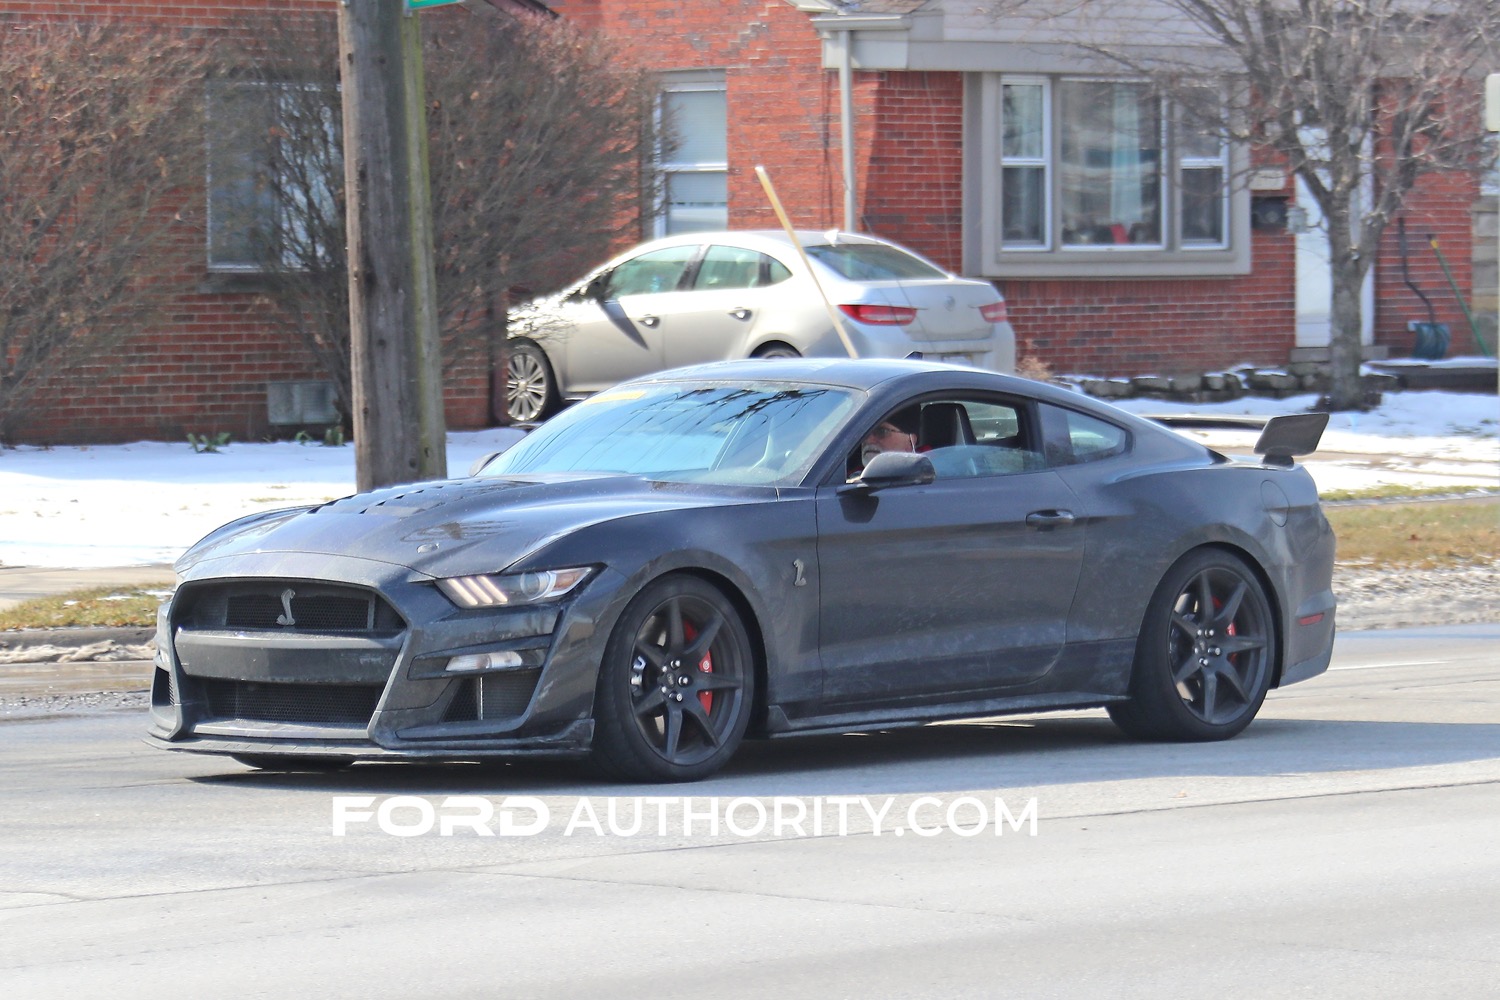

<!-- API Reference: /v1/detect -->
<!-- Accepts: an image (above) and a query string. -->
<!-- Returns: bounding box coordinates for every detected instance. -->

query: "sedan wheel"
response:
[591,576,755,782]
[752,343,801,360]
[505,342,557,423]
[1108,549,1275,741]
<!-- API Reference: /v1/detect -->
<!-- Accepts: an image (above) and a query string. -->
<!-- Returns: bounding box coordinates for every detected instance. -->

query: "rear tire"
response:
[590,575,755,782]
[505,341,559,423]
[1108,549,1276,741]
[752,343,800,360]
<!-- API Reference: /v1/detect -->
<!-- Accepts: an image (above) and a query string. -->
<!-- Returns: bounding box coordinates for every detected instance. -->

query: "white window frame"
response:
[998,77,1051,251]
[655,74,728,238]
[970,73,1250,279]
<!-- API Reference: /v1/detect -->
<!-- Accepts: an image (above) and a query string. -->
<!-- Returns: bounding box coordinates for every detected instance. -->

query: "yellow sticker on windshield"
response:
[585,390,646,404]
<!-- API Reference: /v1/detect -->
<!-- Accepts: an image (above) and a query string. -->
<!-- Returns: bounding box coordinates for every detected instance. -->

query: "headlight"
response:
[437,567,593,608]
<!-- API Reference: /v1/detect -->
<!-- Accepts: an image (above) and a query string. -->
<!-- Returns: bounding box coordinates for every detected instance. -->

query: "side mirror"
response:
[563,275,609,303]
[845,450,935,492]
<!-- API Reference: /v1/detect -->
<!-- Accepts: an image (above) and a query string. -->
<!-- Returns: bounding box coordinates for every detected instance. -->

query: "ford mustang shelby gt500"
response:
[147,358,1335,781]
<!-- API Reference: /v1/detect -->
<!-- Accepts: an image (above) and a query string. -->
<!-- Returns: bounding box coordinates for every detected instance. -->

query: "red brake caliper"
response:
[681,622,714,712]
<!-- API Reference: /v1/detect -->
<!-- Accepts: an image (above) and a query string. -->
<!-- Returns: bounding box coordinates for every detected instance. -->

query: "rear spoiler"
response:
[1254,413,1329,467]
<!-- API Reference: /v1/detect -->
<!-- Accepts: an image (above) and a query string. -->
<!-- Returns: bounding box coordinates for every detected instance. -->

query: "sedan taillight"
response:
[839,303,918,326]
[979,300,1009,323]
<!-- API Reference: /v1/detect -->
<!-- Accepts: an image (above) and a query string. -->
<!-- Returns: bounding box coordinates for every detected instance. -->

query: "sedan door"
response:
[813,398,1086,708]
[661,245,787,369]
[562,244,700,393]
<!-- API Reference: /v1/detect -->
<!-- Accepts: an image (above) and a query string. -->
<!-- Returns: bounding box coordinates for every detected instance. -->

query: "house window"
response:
[207,81,339,272]
[1059,80,1161,247]
[658,76,727,236]
[1000,81,1049,247]
[974,75,1248,277]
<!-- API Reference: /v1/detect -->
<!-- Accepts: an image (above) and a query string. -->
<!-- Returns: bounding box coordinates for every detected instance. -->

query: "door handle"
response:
[1025,510,1076,530]
[729,308,752,321]
[637,315,660,328]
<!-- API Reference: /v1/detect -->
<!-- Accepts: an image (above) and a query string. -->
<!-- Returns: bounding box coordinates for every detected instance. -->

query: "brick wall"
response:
[1374,170,1485,357]
[549,2,1306,379]
[2,0,490,446]
[5,0,1488,444]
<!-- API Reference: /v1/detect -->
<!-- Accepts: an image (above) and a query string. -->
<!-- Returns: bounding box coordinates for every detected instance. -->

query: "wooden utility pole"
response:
[338,0,447,491]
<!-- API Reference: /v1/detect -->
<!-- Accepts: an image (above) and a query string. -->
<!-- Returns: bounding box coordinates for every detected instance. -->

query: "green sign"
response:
[408,0,464,10]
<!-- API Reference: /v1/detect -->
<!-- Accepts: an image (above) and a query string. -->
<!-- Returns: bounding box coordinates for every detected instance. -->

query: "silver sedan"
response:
[503,230,1017,422]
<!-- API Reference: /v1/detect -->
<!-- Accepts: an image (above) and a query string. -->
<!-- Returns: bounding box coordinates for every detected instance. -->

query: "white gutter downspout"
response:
[837,28,857,232]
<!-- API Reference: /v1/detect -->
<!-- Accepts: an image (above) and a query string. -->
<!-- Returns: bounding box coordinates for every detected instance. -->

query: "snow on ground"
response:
[0,392,1495,570]
[1115,389,1499,495]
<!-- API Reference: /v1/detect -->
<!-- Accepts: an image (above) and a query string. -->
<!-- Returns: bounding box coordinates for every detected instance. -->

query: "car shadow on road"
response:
[187,714,1500,797]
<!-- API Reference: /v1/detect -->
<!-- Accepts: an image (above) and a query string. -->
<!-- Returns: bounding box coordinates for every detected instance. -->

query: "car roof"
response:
[637,230,896,252]
[623,358,1197,440]
[625,357,1057,397]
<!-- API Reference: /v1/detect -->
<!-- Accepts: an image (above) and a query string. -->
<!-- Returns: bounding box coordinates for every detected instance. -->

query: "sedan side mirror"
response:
[846,450,936,492]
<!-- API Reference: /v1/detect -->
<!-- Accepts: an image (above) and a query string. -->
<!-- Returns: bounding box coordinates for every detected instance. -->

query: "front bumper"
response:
[147,553,620,761]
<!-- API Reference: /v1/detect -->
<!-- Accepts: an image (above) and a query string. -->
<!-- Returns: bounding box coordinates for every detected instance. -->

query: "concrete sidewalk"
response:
[0,567,169,707]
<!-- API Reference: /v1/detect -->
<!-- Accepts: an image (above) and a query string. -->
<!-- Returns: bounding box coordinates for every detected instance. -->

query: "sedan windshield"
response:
[480,381,859,486]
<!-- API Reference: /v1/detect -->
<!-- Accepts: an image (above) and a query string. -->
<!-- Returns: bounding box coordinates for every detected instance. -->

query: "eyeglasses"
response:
[873,423,907,438]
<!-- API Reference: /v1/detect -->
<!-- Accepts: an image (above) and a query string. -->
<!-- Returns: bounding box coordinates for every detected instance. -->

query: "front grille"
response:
[201,679,382,725]
[226,593,372,631]
[175,581,403,634]
[442,671,541,722]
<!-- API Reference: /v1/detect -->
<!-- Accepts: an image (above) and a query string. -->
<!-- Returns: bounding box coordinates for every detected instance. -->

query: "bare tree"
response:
[222,5,659,425]
[0,20,210,444]
[989,0,1498,409]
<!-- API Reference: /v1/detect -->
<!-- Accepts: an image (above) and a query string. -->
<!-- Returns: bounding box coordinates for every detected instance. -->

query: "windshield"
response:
[480,381,860,486]
[805,243,947,281]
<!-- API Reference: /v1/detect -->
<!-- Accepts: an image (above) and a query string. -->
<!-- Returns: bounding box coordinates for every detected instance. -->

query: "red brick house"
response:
[3,0,1490,445]
[549,0,1489,374]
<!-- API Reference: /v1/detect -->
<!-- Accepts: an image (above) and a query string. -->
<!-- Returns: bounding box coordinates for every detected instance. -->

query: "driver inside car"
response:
[849,407,920,478]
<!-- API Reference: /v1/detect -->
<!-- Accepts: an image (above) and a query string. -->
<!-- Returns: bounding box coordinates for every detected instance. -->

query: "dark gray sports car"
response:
[147,358,1336,781]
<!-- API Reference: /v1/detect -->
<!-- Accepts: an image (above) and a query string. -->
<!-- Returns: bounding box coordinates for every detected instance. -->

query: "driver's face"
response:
[861,422,915,466]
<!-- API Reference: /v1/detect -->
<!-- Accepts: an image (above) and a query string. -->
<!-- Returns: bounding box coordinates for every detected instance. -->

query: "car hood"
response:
[177,474,766,579]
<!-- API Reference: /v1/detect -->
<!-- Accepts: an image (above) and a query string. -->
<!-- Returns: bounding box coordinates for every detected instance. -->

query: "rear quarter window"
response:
[1041,405,1130,465]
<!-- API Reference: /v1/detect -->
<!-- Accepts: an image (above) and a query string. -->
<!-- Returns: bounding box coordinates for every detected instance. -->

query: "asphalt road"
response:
[1,625,1496,999]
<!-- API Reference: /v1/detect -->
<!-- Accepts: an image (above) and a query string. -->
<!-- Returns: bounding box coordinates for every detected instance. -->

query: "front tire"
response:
[591,575,756,782]
[505,341,558,423]
[1108,549,1276,741]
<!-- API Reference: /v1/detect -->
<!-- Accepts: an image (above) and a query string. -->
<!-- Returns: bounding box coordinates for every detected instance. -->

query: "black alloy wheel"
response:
[1108,549,1276,741]
[505,341,558,424]
[591,575,755,782]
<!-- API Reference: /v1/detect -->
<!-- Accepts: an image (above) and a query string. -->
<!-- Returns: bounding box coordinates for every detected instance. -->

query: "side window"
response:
[847,397,1043,481]
[1041,405,1130,465]
[605,246,698,298]
[694,246,763,290]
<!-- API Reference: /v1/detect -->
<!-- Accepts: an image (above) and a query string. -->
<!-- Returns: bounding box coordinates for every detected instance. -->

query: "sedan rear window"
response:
[805,243,947,281]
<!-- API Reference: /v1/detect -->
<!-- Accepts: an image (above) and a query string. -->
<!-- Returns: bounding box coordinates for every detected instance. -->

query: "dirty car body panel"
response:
[147,359,1336,779]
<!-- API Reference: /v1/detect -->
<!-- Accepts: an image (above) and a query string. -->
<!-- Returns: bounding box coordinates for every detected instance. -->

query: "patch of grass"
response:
[1327,499,1500,569]
[0,586,169,631]
[1321,484,1498,503]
